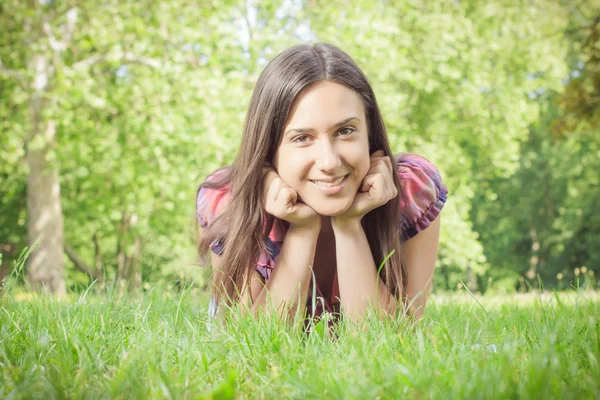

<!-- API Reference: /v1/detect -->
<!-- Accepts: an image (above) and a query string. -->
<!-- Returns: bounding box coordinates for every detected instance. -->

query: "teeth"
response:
[312,176,345,187]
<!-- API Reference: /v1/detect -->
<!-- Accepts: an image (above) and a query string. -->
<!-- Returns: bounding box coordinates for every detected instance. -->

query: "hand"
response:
[332,150,398,227]
[262,164,320,229]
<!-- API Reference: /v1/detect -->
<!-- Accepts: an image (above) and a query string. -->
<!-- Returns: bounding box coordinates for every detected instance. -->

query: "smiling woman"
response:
[274,81,371,217]
[196,43,447,325]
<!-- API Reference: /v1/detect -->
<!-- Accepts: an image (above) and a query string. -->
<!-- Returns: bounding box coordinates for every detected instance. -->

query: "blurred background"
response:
[1,0,598,296]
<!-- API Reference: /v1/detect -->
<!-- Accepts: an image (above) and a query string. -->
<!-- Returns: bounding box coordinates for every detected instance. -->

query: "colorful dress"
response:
[197,153,448,320]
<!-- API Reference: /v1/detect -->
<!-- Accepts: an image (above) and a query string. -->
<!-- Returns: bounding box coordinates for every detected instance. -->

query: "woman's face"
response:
[273,80,371,216]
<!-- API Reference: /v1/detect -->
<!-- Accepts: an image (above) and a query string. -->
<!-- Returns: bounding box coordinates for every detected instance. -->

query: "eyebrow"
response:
[284,117,360,137]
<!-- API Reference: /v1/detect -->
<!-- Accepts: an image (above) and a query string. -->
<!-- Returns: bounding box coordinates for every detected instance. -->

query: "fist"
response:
[334,150,398,223]
[262,165,320,228]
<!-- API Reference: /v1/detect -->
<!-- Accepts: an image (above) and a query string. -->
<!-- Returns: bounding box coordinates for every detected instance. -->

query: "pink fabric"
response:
[396,153,448,241]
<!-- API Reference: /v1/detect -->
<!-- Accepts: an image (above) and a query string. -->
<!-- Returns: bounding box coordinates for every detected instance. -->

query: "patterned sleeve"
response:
[195,167,282,275]
[196,169,232,254]
[396,153,448,241]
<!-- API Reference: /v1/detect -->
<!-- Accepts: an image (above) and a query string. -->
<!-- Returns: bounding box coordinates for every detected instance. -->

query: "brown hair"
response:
[197,43,406,307]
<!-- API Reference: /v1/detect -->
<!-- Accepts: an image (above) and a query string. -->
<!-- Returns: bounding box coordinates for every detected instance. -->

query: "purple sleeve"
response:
[396,153,448,240]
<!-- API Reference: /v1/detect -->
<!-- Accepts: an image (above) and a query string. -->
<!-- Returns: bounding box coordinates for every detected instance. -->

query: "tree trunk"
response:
[466,266,477,292]
[442,265,450,291]
[526,228,540,280]
[128,236,142,292]
[93,232,104,289]
[116,212,129,294]
[25,53,66,296]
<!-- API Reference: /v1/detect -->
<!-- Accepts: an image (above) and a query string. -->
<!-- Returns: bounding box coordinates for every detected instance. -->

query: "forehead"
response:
[286,81,365,128]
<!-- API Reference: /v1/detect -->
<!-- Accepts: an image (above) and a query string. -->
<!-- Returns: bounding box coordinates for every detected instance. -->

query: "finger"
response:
[263,164,282,190]
[262,163,276,179]
[350,191,369,216]
[372,159,395,183]
[371,150,385,159]
[381,156,394,177]
[366,159,389,177]
[265,178,285,216]
[262,163,280,192]
[369,150,393,170]
[366,173,391,201]
[278,186,298,213]
[367,166,397,200]
[294,202,316,220]
[266,176,284,204]
[262,167,277,187]
[360,173,377,193]
[377,157,396,192]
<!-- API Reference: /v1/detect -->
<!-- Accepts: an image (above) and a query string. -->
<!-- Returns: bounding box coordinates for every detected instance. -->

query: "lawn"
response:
[1,287,599,399]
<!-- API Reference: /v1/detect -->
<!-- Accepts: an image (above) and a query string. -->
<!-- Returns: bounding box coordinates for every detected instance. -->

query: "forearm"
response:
[403,216,441,319]
[251,225,319,319]
[332,220,397,320]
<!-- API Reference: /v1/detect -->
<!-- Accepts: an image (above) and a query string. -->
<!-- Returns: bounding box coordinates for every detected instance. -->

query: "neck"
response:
[320,215,332,231]
[318,216,335,245]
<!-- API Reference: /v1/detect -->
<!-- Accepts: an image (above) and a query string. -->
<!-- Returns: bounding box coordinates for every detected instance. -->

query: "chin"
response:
[309,200,353,217]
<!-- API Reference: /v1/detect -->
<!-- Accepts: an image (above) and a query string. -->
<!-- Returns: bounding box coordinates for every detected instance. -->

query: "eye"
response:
[337,127,355,136]
[292,134,310,143]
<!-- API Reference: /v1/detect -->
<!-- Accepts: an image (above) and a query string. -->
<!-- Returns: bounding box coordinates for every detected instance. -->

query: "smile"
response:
[309,175,349,194]
[310,175,346,187]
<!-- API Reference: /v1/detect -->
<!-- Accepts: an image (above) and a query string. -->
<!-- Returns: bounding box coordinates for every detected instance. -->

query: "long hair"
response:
[198,43,406,307]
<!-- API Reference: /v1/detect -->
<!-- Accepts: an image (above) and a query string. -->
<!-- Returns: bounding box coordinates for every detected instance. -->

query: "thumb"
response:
[360,174,377,193]
[351,191,371,216]
[279,186,298,211]
[293,201,316,220]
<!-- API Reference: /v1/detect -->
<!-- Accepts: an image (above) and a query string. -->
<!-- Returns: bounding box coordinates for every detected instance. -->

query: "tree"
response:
[469,2,600,291]
[0,0,305,292]
[304,0,570,291]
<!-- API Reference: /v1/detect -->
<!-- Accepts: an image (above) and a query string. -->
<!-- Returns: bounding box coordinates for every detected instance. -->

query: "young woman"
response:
[196,43,447,323]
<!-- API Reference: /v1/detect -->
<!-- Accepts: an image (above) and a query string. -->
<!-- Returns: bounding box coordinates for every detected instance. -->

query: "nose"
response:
[315,139,341,172]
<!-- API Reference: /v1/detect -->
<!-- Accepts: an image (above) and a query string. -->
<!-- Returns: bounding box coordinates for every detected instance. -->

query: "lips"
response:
[309,174,348,187]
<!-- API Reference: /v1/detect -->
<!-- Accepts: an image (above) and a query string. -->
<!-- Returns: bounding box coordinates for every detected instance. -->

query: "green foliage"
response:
[303,0,584,290]
[0,0,304,287]
[0,0,599,291]
[469,1,600,291]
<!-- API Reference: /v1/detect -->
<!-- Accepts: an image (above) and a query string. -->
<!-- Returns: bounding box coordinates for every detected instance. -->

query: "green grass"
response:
[1,287,599,399]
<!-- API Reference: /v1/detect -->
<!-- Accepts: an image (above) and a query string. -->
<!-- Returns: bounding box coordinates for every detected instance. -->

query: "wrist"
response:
[288,219,322,236]
[331,216,363,234]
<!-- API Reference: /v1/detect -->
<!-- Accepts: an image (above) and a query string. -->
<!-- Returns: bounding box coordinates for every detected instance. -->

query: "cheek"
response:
[274,148,311,186]
[348,146,371,181]
[360,151,371,173]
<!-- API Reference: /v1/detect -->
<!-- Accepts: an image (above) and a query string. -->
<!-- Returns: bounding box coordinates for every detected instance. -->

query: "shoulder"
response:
[196,166,282,271]
[395,153,445,190]
[394,153,448,240]
[196,167,233,229]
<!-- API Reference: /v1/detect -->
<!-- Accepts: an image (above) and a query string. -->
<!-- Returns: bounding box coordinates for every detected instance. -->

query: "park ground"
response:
[1,288,599,399]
